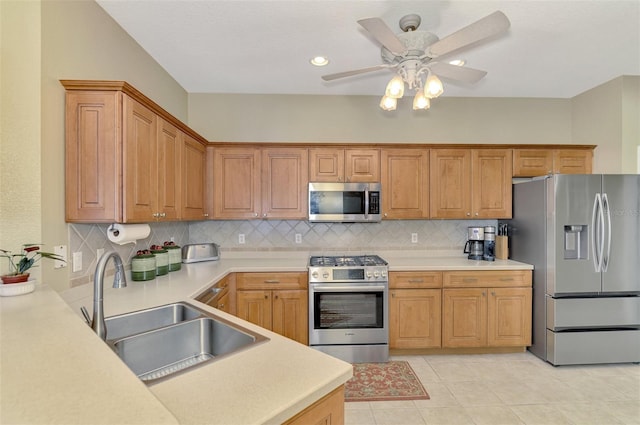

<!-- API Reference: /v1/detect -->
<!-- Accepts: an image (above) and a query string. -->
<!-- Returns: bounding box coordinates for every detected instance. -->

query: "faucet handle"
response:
[80,306,92,326]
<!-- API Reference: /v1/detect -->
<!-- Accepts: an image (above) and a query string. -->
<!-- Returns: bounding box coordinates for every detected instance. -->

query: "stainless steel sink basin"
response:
[105,303,268,384]
[105,302,202,341]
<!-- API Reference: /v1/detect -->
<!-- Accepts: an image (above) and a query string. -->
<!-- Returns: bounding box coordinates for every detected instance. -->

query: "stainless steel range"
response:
[308,255,389,363]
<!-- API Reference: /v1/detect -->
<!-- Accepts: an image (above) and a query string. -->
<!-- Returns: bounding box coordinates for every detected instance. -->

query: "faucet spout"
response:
[90,251,128,340]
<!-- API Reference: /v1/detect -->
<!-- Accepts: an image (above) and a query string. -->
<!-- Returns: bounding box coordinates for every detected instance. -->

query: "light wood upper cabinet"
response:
[157,118,182,221]
[262,148,309,219]
[381,149,430,219]
[513,148,593,177]
[63,80,210,223]
[213,147,261,219]
[309,148,379,182]
[181,134,208,220]
[65,91,121,222]
[430,149,512,219]
[213,147,308,219]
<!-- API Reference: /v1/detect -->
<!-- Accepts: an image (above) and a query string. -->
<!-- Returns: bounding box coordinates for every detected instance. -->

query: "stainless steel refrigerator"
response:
[508,174,640,365]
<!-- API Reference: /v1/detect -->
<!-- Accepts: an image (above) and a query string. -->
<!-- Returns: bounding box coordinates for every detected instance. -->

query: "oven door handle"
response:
[311,285,387,292]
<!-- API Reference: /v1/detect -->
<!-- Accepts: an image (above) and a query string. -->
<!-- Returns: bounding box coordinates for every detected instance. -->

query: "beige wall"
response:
[572,76,640,173]
[0,1,43,278]
[188,93,572,144]
[0,0,188,291]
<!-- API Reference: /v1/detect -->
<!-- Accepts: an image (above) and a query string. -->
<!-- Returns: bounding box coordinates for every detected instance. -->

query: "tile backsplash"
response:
[69,219,496,286]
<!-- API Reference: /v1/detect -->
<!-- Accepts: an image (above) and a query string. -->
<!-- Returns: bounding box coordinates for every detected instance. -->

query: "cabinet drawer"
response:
[443,270,531,288]
[390,272,442,288]
[236,272,307,290]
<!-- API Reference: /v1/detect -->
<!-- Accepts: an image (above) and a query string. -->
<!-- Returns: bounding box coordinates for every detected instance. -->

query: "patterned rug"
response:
[344,361,430,402]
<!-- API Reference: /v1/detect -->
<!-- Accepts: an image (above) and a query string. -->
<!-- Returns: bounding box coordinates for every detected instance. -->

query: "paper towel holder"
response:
[108,224,120,237]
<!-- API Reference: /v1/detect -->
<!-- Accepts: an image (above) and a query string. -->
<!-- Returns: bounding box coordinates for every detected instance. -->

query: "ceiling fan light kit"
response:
[322,10,510,112]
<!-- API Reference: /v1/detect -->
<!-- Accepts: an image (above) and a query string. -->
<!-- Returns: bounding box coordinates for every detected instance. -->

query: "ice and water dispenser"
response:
[564,225,588,259]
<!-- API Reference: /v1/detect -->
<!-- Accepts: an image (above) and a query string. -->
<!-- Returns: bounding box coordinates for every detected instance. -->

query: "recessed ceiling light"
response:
[448,59,466,66]
[310,56,329,66]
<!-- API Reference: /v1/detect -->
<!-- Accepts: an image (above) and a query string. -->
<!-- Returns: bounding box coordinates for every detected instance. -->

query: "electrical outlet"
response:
[96,248,105,260]
[238,234,245,244]
[72,252,82,272]
[53,245,67,269]
[295,233,302,244]
[411,233,418,243]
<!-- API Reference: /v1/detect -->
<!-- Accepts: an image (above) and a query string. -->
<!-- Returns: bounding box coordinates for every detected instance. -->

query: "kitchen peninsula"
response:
[1,252,532,424]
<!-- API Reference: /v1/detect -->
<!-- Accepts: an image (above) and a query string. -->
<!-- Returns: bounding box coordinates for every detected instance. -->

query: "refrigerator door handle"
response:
[591,193,604,272]
[602,193,612,272]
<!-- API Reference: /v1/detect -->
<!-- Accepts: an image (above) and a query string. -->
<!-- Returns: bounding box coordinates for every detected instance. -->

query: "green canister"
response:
[131,253,156,281]
[151,247,169,276]
[164,245,182,271]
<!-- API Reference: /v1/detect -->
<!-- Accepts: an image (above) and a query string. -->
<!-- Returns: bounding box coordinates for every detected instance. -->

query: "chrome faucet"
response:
[80,251,127,340]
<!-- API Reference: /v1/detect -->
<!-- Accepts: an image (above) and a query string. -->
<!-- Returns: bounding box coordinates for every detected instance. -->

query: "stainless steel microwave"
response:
[308,182,381,223]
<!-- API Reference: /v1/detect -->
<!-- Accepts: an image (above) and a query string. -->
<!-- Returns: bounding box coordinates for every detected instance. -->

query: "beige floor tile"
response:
[345,401,372,410]
[418,406,474,424]
[509,404,573,425]
[368,400,416,410]
[555,401,626,424]
[429,361,482,382]
[489,381,550,405]
[445,381,504,406]
[371,408,426,425]
[412,383,460,408]
[464,405,525,424]
[605,400,640,424]
[344,408,376,425]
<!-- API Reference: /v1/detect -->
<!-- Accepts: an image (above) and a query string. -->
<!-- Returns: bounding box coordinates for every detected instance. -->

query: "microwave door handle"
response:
[364,188,370,219]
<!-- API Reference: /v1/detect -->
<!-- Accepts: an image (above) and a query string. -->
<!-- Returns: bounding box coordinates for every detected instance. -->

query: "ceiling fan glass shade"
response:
[412,91,430,110]
[385,75,405,98]
[379,95,397,111]
[425,73,444,98]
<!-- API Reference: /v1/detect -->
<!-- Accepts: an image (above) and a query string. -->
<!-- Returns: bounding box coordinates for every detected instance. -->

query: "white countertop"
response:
[1,251,531,424]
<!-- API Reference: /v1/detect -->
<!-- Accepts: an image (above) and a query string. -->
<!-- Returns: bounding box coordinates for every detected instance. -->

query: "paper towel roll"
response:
[107,224,151,245]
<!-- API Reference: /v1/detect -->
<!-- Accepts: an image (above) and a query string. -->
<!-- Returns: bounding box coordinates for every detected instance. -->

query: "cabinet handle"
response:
[218,303,225,309]
[203,213,209,217]
[264,280,280,284]
[408,279,424,283]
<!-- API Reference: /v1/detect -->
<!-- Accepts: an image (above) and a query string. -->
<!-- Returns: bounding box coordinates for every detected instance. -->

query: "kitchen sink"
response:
[104,302,268,384]
[105,302,202,341]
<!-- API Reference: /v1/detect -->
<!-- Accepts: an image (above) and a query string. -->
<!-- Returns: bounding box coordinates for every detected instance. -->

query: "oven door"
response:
[308,282,389,346]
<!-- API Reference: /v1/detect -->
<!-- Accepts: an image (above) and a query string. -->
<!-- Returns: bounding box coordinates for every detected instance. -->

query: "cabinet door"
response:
[123,96,158,222]
[442,288,487,347]
[471,149,512,218]
[182,135,207,220]
[381,149,429,219]
[157,118,181,220]
[213,148,261,219]
[513,149,553,177]
[65,91,121,222]
[236,290,272,330]
[430,149,471,218]
[345,149,380,182]
[554,149,593,174]
[488,287,532,346]
[262,148,309,219]
[283,386,345,425]
[390,289,441,349]
[309,148,344,182]
[272,290,308,344]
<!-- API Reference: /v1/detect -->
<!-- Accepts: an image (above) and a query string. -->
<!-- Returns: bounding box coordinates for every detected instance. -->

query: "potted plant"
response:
[0,244,65,284]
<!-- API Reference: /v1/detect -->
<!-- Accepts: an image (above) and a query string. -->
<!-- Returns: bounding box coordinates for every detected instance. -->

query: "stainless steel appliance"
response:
[509,174,640,365]
[308,255,389,363]
[308,182,381,223]
[463,226,484,260]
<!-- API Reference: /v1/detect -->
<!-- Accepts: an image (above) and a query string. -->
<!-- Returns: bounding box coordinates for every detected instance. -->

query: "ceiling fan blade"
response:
[321,65,390,81]
[428,11,510,58]
[357,17,407,56]
[429,62,487,83]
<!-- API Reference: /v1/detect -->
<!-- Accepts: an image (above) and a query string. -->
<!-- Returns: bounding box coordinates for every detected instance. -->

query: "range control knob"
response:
[374,271,380,278]
[311,271,319,279]
[366,271,373,279]
[381,270,387,278]
[322,271,330,279]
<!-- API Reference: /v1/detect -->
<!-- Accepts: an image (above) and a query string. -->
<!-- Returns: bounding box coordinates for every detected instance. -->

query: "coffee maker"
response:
[463,226,484,260]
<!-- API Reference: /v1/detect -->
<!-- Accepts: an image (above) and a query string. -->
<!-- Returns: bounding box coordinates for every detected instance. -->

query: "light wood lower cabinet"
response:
[442,271,532,348]
[284,385,345,425]
[389,272,442,349]
[236,272,308,344]
[195,273,235,315]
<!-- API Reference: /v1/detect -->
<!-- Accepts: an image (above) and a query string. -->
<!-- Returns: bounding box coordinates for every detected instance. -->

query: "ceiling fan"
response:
[322,11,510,110]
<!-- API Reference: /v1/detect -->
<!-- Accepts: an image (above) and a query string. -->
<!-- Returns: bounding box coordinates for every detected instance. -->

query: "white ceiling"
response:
[96,0,640,99]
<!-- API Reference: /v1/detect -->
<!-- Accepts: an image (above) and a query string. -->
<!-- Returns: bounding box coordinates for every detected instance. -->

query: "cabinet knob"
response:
[384,213,388,217]
[203,213,209,217]
[263,213,267,217]
[466,212,471,216]
[254,213,259,217]
[161,212,166,218]
[482,291,487,296]
[491,291,496,296]
[218,303,225,309]
[152,213,158,218]
[475,212,479,217]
